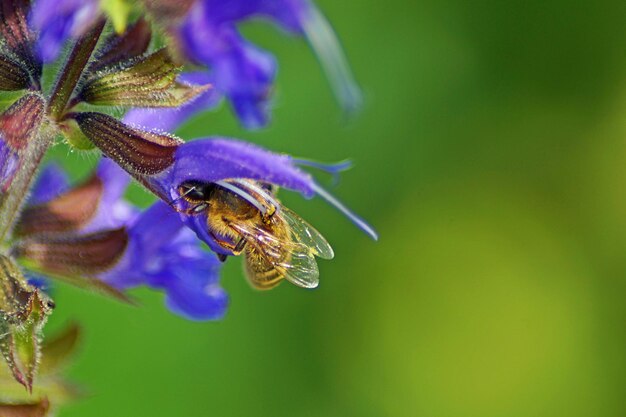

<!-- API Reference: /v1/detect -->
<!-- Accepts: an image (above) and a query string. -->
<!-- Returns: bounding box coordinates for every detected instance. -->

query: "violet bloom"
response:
[29,0,100,62]
[75,113,377,257]
[13,160,227,321]
[127,0,362,130]
[0,0,373,398]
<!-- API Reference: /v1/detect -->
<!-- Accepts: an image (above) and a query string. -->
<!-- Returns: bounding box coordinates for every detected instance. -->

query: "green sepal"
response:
[0,323,83,412]
[0,254,53,392]
[78,48,210,108]
[59,119,95,150]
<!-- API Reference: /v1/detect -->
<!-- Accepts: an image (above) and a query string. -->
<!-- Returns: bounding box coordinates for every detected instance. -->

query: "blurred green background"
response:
[45,0,626,416]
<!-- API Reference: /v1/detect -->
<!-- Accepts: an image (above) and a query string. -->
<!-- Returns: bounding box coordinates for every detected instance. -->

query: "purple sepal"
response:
[27,158,134,232]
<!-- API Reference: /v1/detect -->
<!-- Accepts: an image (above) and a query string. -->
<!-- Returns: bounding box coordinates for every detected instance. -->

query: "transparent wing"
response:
[229,220,320,289]
[280,207,334,260]
[274,247,320,289]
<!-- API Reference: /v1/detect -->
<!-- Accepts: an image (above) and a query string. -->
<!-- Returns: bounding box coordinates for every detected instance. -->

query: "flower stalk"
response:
[0,0,374,408]
[0,93,48,241]
[0,18,105,242]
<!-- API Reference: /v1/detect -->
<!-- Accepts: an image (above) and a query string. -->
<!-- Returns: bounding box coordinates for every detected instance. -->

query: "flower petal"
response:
[171,0,360,130]
[29,163,69,205]
[163,138,315,198]
[30,0,100,63]
[180,9,276,129]
[100,201,227,320]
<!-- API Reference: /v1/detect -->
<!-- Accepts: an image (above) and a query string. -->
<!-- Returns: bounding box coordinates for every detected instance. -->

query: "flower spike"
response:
[0,0,374,405]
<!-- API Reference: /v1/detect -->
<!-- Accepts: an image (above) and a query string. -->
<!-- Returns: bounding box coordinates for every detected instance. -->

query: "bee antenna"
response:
[168,185,197,208]
[215,181,268,215]
[231,179,281,215]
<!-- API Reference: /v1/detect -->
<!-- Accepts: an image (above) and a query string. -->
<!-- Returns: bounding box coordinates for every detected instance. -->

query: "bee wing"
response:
[280,207,334,260]
[229,222,321,289]
[274,248,320,289]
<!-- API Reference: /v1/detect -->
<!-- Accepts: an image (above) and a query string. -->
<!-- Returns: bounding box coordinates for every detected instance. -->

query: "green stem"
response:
[47,19,105,120]
[0,115,53,242]
[0,20,106,241]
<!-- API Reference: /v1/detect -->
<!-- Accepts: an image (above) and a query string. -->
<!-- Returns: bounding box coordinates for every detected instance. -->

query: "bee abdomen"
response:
[243,248,284,290]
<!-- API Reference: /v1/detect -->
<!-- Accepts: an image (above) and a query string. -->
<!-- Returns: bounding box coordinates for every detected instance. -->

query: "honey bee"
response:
[176,179,334,290]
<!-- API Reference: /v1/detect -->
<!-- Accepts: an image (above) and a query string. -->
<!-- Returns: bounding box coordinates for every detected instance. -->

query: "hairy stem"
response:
[47,19,105,120]
[0,95,50,241]
[0,20,105,241]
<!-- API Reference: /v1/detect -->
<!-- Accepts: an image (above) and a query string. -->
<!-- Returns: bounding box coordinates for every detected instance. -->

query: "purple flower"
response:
[28,163,69,204]
[131,0,361,131]
[74,111,377,250]
[15,160,227,321]
[0,139,19,193]
[170,138,376,246]
[99,201,227,320]
[1,0,373,324]
[29,0,100,62]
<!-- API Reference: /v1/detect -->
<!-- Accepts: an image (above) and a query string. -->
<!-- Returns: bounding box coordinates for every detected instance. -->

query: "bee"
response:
[176,179,334,290]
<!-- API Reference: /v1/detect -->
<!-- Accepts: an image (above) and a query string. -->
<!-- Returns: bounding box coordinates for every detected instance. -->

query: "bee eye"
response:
[179,180,211,202]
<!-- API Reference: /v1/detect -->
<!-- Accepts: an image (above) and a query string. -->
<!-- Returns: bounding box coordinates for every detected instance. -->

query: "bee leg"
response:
[261,204,277,225]
[208,231,247,256]
[234,238,247,252]
[217,253,228,262]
